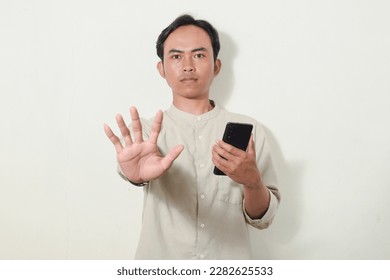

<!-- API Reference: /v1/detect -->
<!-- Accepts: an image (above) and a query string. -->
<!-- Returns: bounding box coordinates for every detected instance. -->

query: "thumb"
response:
[247,135,256,155]
[161,144,185,170]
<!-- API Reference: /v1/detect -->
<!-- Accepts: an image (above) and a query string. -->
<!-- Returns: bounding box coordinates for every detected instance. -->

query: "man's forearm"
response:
[243,181,271,219]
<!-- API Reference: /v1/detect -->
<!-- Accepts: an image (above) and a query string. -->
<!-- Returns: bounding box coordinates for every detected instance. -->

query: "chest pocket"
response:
[216,176,244,205]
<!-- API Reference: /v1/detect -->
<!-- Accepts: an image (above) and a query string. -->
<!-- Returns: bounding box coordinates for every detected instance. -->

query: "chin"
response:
[175,88,208,98]
[177,92,207,100]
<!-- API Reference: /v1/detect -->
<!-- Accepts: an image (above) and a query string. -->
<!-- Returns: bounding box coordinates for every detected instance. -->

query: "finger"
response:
[115,114,133,146]
[149,110,163,144]
[130,106,143,143]
[213,142,234,161]
[215,140,244,157]
[160,144,184,170]
[103,123,123,153]
[212,148,229,173]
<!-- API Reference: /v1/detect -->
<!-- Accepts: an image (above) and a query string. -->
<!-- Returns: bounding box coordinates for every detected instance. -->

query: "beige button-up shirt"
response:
[122,103,280,259]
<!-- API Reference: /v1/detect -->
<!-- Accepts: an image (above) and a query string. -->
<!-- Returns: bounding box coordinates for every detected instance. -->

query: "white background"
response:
[1,0,389,259]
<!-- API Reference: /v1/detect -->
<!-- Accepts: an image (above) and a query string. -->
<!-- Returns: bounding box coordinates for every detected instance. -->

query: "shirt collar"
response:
[166,100,221,122]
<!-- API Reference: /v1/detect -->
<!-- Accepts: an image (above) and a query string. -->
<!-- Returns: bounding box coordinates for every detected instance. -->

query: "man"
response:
[104,14,280,259]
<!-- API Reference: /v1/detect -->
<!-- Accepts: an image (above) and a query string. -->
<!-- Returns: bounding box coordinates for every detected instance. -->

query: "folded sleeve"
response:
[243,187,279,229]
[243,121,281,229]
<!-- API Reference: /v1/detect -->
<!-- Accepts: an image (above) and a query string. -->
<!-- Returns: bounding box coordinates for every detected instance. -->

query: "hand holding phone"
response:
[213,122,253,175]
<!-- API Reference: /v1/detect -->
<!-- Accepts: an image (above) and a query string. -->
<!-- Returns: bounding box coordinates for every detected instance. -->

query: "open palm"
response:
[104,107,184,183]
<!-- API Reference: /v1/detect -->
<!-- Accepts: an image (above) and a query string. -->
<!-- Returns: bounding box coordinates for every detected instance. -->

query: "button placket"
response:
[194,117,210,259]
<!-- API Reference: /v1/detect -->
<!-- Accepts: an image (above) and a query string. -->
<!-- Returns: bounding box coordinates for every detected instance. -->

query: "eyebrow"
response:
[168,47,208,54]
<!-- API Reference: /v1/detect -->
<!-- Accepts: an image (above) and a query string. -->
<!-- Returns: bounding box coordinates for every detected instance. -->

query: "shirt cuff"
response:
[243,188,278,229]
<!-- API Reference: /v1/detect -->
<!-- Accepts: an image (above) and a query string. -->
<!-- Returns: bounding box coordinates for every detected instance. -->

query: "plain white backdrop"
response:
[1,0,389,259]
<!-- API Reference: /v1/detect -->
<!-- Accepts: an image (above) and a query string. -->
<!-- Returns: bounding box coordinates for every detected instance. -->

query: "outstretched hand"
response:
[104,106,184,183]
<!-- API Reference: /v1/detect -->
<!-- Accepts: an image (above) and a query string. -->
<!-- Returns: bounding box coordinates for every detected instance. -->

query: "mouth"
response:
[180,77,198,82]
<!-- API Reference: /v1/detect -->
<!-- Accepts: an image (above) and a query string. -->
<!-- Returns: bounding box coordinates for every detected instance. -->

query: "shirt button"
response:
[198,135,203,140]
[200,223,205,228]
[199,163,205,168]
[199,254,205,259]
[197,116,202,121]
[200,193,205,199]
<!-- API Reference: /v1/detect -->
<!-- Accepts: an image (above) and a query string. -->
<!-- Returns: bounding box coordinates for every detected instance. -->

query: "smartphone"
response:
[213,122,253,175]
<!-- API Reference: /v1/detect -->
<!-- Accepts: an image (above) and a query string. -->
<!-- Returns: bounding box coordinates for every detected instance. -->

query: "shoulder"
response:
[219,107,257,122]
[218,107,266,135]
[220,108,263,127]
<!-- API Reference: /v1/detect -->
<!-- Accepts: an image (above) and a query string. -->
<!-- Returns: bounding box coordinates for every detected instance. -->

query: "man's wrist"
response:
[243,174,263,190]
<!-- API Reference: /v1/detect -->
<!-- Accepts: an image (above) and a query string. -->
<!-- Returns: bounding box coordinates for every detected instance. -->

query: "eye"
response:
[171,54,181,59]
[194,53,205,58]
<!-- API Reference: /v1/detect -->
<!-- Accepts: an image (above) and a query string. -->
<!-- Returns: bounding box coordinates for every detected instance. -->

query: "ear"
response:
[214,59,222,76]
[157,61,166,78]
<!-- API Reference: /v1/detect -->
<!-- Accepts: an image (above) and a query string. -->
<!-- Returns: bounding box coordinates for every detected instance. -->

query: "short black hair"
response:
[156,14,220,61]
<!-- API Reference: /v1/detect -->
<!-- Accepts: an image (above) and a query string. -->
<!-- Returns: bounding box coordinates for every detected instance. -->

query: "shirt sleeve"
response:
[243,121,281,229]
[243,187,279,229]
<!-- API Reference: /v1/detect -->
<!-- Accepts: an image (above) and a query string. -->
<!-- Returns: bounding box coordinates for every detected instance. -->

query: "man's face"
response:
[157,25,221,101]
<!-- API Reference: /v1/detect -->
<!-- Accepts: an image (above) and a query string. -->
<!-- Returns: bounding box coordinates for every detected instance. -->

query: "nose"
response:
[183,57,195,72]
[183,66,195,72]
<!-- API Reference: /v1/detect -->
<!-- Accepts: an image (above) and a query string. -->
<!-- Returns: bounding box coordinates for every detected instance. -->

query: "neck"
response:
[173,97,214,115]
